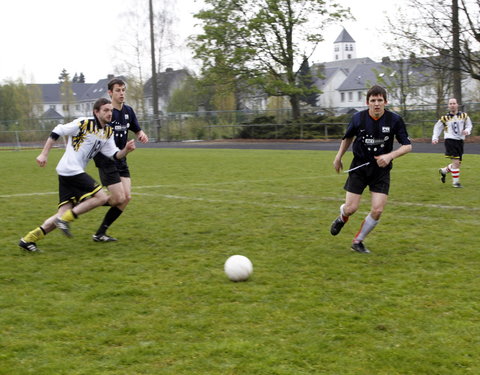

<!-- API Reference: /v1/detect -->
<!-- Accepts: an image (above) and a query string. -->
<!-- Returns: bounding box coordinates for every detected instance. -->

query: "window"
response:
[347,54,351,59]
[358,91,362,101]
[341,93,345,102]
[49,105,56,110]
[334,45,339,52]
[348,92,353,102]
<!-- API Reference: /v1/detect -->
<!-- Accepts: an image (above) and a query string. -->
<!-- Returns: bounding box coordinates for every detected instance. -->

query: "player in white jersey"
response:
[432,98,472,188]
[18,98,136,252]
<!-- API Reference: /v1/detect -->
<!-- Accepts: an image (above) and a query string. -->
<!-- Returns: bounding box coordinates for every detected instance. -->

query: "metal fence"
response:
[2,104,479,148]
[0,121,466,150]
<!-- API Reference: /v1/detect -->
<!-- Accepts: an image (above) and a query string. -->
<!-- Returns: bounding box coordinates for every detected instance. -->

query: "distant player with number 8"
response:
[432,98,472,188]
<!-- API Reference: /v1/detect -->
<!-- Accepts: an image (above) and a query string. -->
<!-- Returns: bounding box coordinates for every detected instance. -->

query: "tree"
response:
[167,75,201,113]
[298,57,318,107]
[58,68,70,84]
[58,70,74,121]
[190,0,350,120]
[0,79,41,130]
[386,0,480,103]
[112,0,176,122]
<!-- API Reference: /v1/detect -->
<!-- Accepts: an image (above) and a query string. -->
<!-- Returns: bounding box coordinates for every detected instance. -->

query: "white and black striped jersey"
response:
[432,112,473,142]
[52,118,119,176]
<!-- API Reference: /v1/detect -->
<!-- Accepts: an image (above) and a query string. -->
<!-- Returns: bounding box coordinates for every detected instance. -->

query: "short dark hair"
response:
[93,98,111,112]
[366,85,387,102]
[108,78,126,91]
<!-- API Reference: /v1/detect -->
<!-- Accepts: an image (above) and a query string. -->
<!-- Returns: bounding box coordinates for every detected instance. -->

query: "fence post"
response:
[15,131,21,149]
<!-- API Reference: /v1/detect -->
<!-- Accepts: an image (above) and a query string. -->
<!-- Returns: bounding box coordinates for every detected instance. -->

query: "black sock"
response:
[96,207,123,235]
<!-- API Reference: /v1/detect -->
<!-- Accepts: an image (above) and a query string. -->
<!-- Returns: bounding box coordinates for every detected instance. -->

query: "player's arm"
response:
[432,120,444,144]
[115,139,136,159]
[135,130,149,144]
[375,144,412,168]
[463,116,473,136]
[333,137,353,173]
[36,132,60,167]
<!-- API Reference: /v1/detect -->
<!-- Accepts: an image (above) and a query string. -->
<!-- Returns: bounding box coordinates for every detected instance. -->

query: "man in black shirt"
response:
[330,85,412,253]
[93,78,149,242]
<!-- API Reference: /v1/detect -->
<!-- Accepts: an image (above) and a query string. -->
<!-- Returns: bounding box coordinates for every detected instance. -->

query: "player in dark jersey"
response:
[330,85,412,253]
[92,78,149,242]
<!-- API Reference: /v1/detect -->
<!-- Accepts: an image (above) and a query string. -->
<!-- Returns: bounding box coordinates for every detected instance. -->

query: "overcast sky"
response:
[0,0,405,84]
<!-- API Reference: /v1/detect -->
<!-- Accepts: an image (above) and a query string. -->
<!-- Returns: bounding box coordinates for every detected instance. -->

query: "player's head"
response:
[366,85,388,119]
[366,85,387,102]
[93,98,113,126]
[107,78,126,104]
[448,98,459,113]
[108,78,126,91]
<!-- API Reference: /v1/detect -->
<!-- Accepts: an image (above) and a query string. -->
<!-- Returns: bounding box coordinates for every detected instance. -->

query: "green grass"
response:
[1,146,479,374]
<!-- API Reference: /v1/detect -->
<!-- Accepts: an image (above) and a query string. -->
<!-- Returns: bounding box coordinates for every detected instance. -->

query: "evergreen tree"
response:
[58,69,70,84]
[298,57,318,107]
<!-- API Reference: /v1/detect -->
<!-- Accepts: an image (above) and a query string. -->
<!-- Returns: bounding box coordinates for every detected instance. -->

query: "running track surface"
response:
[141,140,480,155]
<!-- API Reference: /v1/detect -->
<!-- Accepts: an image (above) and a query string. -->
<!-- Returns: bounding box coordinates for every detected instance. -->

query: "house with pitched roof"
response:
[30,68,190,122]
[312,28,476,114]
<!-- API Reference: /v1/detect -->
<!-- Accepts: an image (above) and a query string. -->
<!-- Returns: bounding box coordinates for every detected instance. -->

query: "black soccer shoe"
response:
[55,217,72,237]
[92,234,118,242]
[19,239,40,252]
[330,216,345,236]
[439,169,446,183]
[351,241,371,254]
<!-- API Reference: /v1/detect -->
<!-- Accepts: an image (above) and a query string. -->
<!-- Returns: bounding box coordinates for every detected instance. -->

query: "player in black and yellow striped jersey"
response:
[18,98,136,252]
[432,98,473,188]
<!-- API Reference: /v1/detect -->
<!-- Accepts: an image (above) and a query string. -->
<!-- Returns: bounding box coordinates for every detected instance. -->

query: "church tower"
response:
[333,28,356,61]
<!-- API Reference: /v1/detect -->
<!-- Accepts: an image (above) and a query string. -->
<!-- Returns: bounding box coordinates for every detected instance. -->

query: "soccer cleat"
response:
[55,217,72,237]
[439,169,446,183]
[92,234,118,242]
[19,239,40,252]
[330,217,345,236]
[351,241,371,254]
[452,182,463,188]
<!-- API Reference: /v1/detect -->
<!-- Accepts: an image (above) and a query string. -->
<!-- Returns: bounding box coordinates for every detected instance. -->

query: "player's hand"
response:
[374,154,392,168]
[125,139,136,152]
[36,154,48,167]
[432,139,439,144]
[137,130,149,144]
[462,130,470,136]
[333,158,343,173]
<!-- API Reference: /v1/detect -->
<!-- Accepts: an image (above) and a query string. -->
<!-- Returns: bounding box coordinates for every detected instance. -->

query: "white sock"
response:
[450,168,460,183]
[340,204,349,222]
[354,214,378,242]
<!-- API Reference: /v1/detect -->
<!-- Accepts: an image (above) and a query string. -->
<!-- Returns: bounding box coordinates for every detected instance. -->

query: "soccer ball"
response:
[224,255,253,282]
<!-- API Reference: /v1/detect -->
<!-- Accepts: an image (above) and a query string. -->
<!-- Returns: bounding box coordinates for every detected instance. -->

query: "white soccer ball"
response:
[224,255,253,282]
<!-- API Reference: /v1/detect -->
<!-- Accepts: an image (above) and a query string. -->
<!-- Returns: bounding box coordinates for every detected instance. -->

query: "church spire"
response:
[333,28,356,60]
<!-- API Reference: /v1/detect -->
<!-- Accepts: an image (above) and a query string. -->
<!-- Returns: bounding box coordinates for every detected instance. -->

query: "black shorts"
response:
[58,173,103,208]
[444,139,464,161]
[344,160,391,195]
[98,158,130,186]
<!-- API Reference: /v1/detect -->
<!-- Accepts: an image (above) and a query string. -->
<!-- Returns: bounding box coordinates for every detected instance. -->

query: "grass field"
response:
[1,146,479,375]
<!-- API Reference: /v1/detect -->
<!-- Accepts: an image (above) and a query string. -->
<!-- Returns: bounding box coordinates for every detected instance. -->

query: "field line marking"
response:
[1,185,478,212]
[133,192,321,210]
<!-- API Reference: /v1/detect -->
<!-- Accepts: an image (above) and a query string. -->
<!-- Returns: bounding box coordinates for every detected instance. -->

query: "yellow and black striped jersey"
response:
[432,111,473,142]
[52,117,118,176]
